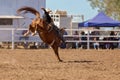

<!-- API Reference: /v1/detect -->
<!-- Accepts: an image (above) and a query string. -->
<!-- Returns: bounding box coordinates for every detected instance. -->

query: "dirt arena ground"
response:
[0,49,120,80]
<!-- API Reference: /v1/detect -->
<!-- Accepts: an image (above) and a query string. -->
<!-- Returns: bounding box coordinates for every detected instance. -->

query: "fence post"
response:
[12,28,15,49]
[87,31,90,49]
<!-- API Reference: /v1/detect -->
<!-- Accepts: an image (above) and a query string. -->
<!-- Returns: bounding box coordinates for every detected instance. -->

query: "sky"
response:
[46,0,98,21]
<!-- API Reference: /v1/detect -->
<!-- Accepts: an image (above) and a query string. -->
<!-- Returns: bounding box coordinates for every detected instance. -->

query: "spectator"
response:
[104,37,110,49]
[60,28,67,49]
[81,31,87,49]
[20,30,29,49]
[93,37,99,50]
[109,31,116,49]
[73,31,80,49]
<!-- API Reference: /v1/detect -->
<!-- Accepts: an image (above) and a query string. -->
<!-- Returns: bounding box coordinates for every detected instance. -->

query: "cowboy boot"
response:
[58,31,65,43]
[51,24,65,43]
[55,27,65,43]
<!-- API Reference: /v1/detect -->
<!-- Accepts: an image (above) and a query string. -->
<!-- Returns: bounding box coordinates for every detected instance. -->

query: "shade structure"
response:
[78,12,120,27]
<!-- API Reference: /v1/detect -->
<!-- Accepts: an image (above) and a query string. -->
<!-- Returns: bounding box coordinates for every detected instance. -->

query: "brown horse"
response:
[17,7,63,62]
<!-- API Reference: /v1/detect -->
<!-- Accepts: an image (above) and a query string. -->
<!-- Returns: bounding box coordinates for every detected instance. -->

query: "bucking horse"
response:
[17,6,64,62]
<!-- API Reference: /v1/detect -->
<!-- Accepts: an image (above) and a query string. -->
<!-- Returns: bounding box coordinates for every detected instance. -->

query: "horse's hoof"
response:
[59,59,63,62]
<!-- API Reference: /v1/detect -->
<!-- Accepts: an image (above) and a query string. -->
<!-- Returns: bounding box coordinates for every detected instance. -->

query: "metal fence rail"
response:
[0,28,42,49]
[64,29,120,49]
[0,28,120,49]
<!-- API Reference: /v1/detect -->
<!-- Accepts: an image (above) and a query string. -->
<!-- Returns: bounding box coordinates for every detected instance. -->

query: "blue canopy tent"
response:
[78,12,120,27]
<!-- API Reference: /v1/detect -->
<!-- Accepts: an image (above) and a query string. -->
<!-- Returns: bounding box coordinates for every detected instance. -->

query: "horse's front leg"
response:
[24,30,30,36]
[31,31,37,36]
[24,30,36,36]
[51,43,63,62]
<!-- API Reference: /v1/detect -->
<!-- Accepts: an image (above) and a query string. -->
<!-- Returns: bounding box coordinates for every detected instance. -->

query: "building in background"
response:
[0,0,46,28]
[72,14,84,29]
[49,10,71,29]
[0,0,84,47]
[49,10,84,29]
[0,0,45,15]
[0,0,83,30]
[0,0,46,43]
[49,9,84,35]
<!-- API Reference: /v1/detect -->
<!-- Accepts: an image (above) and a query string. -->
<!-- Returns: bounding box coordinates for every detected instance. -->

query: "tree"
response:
[88,0,120,20]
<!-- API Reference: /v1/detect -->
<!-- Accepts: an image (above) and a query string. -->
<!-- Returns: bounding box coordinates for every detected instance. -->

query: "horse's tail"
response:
[17,6,40,18]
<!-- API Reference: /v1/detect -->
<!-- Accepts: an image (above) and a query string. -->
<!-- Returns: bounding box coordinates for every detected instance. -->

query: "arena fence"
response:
[0,28,120,49]
[0,28,42,49]
[65,29,120,49]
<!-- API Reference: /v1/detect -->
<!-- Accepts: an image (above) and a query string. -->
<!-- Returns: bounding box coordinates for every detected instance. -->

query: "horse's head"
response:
[24,18,51,36]
[24,19,39,36]
[29,21,36,33]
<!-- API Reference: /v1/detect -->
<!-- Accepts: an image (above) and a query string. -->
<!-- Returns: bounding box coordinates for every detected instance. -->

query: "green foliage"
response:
[88,0,120,20]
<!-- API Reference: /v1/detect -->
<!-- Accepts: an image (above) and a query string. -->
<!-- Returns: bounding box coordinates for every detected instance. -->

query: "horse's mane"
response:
[17,6,40,18]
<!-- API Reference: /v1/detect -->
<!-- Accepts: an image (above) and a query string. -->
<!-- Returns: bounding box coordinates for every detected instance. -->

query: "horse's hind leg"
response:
[51,44,62,62]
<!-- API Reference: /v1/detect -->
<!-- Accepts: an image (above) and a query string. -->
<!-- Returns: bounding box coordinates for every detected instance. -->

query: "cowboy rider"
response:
[41,8,65,43]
